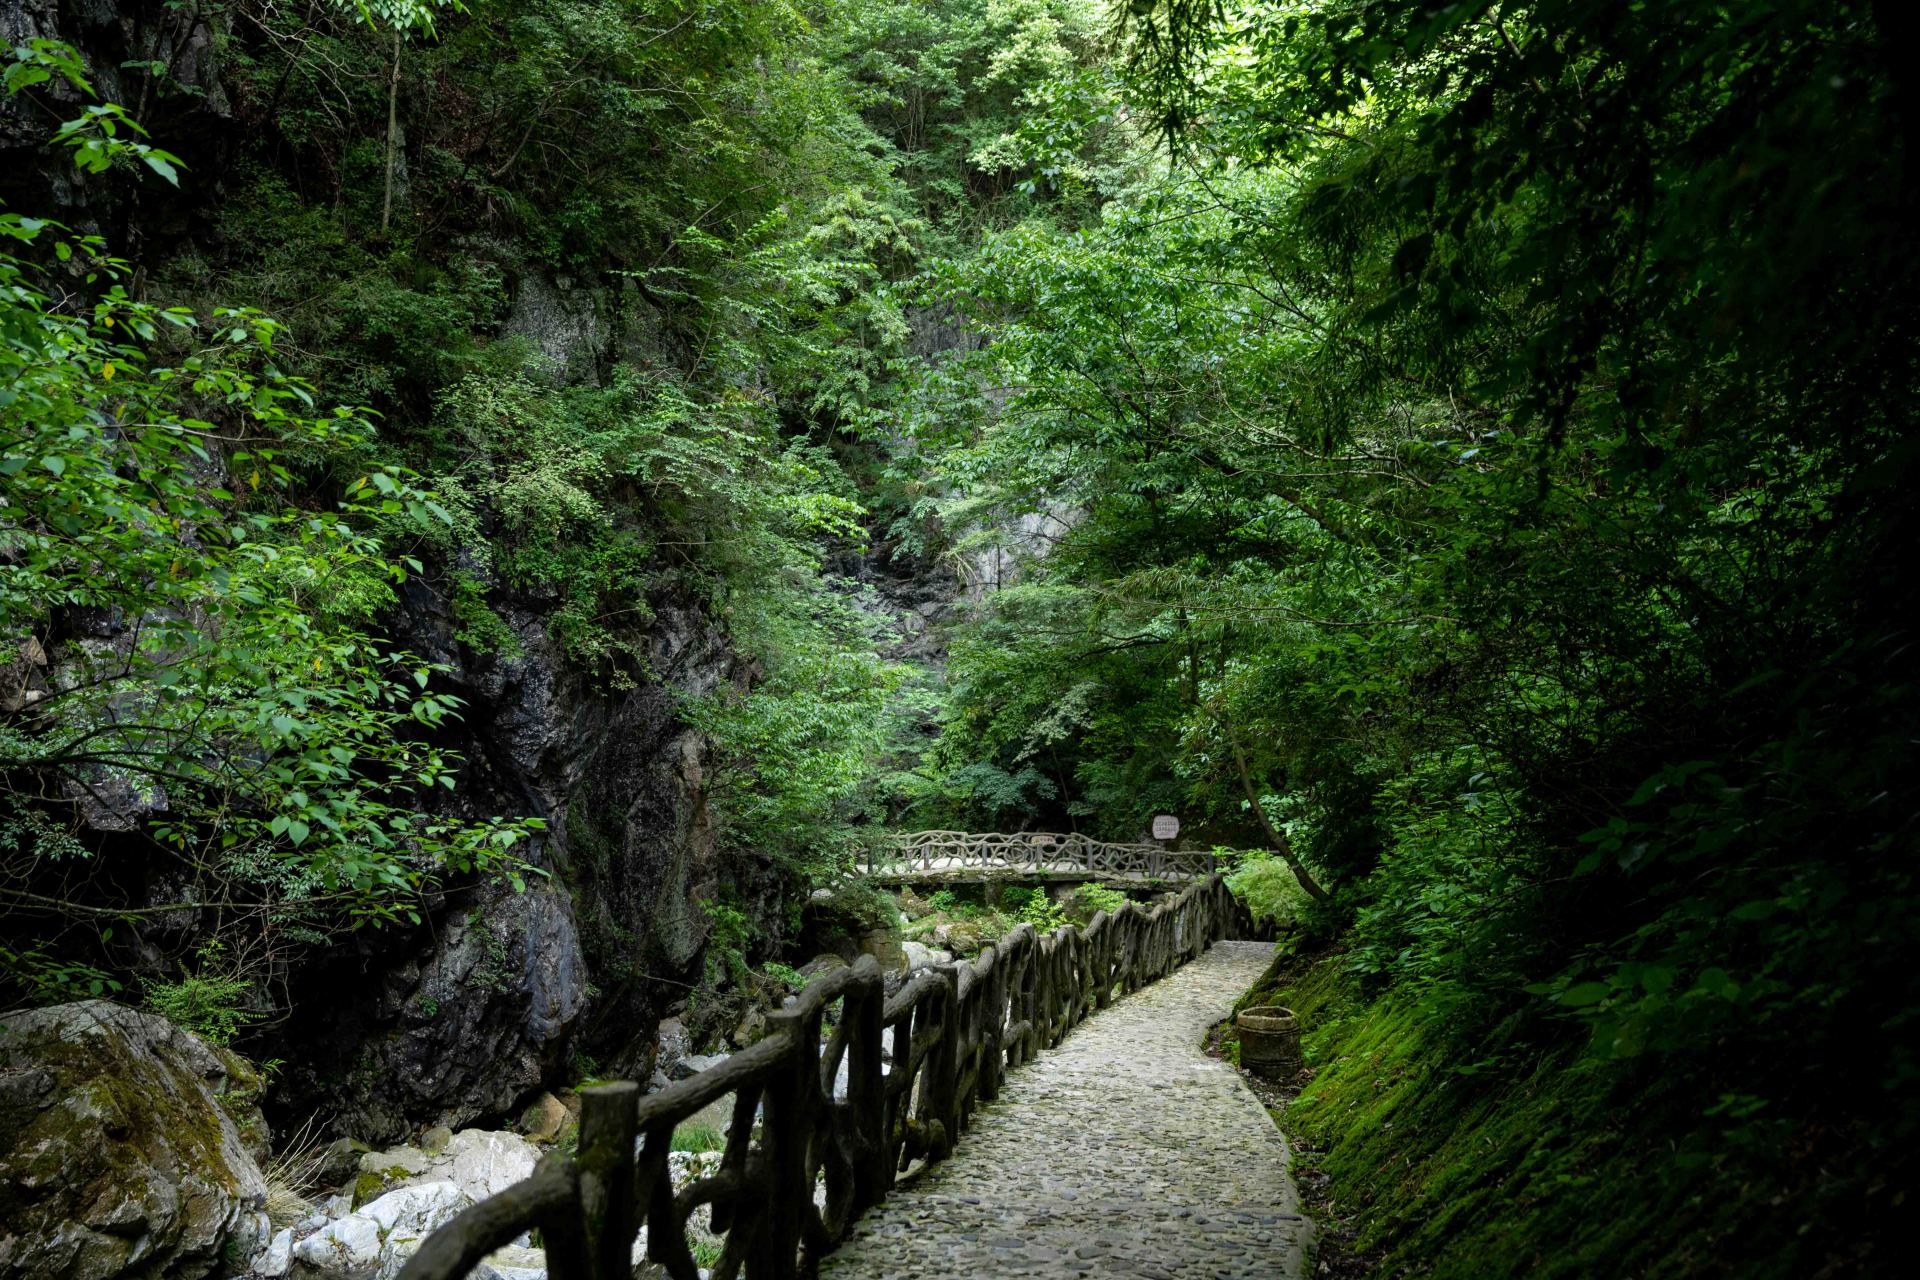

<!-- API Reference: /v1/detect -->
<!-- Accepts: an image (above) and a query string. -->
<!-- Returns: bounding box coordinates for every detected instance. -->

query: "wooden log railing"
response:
[867,830,1221,880]
[399,874,1252,1280]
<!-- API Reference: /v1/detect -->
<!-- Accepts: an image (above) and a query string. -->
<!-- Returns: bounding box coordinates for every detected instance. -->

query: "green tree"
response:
[905,1,1919,1270]
[1,40,539,1007]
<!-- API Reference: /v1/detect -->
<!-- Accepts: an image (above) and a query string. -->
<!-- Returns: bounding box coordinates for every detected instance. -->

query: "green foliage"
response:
[1002,885,1065,932]
[700,897,754,991]
[0,224,540,912]
[0,938,122,1003]
[3,39,185,185]
[826,0,1131,233]
[142,944,259,1046]
[902,0,1917,1271]
[669,1122,726,1154]
[685,621,908,889]
[759,961,806,992]
[1224,857,1310,931]
[1067,882,1127,924]
[337,0,464,34]
[130,1,977,942]
[0,41,542,1011]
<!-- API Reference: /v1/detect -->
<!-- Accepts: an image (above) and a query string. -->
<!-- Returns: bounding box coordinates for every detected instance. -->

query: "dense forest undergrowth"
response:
[2,0,1915,1275]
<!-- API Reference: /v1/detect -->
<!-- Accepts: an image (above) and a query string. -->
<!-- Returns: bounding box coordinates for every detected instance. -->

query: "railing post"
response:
[847,957,886,1217]
[1063,931,1077,1030]
[576,1082,638,1280]
[754,1015,812,1279]
[1054,934,1069,1042]
[1017,926,1040,1062]
[978,942,1005,1102]
[637,1123,675,1274]
[1033,936,1052,1048]
[1089,917,1109,1011]
[925,966,961,1159]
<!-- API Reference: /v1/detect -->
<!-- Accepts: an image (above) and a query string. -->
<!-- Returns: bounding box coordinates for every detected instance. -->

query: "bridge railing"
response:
[398,874,1250,1280]
[867,830,1219,879]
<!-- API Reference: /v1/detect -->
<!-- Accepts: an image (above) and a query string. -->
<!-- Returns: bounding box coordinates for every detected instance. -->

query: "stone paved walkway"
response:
[820,941,1312,1280]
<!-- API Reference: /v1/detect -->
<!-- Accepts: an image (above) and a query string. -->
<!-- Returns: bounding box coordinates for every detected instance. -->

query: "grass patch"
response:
[670,1122,725,1153]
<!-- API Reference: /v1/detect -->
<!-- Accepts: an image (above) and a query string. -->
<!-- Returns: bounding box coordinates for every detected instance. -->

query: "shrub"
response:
[1004,886,1067,931]
[1073,883,1129,920]
[1227,855,1313,930]
[142,945,258,1046]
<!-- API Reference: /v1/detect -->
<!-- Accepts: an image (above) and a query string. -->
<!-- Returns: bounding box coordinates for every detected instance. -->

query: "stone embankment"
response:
[820,941,1312,1280]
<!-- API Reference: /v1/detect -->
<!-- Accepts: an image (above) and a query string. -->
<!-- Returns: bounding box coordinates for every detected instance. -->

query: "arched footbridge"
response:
[397,875,1310,1280]
[866,830,1224,885]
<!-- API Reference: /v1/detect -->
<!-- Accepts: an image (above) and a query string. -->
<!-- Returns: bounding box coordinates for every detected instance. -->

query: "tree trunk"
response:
[1229,734,1328,901]
[381,30,401,234]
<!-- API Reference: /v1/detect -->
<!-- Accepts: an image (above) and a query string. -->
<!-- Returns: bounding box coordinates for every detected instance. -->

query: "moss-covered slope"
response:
[1244,952,1881,1279]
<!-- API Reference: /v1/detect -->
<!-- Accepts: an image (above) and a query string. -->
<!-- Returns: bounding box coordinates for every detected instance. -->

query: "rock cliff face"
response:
[0,1,235,243]
[1,2,796,1146]
[261,584,749,1143]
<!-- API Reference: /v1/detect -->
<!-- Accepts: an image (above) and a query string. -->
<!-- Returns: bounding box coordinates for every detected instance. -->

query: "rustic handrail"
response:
[866,830,1220,880]
[399,874,1251,1280]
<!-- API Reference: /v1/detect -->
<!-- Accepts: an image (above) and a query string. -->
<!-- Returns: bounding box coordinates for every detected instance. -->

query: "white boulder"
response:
[290,1211,383,1278]
[290,1181,472,1280]
[440,1129,538,1201]
[903,941,956,971]
[353,1129,538,1209]
[259,1227,295,1277]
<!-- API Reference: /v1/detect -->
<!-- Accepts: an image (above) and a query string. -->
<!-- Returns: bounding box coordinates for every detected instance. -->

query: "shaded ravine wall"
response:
[0,0,801,1144]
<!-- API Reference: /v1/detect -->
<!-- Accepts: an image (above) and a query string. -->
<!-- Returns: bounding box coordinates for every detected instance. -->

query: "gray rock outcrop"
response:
[262,589,753,1142]
[0,1000,270,1280]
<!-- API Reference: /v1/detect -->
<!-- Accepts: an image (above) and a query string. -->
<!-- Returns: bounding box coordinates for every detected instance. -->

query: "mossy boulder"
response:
[0,999,271,1280]
[515,1092,568,1144]
[350,1148,429,1209]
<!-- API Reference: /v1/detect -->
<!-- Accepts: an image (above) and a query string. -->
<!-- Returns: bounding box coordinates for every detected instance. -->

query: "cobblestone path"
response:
[821,940,1312,1280]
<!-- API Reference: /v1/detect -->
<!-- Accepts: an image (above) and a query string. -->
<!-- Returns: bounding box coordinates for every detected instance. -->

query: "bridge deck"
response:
[870,832,1221,885]
[819,940,1312,1280]
[872,857,1194,886]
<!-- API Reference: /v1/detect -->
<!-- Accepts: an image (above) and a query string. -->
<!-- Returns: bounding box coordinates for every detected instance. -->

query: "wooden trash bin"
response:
[1236,1004,1303,1080]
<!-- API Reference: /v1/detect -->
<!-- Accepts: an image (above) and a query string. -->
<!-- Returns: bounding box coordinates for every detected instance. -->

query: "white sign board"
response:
[1151,815,1180,841]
